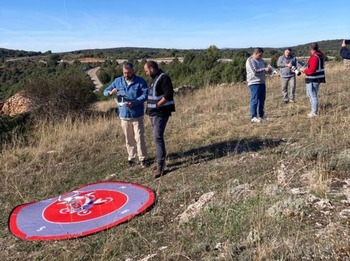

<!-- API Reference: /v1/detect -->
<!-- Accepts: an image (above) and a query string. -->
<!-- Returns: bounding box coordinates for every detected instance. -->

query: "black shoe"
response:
[140,160,150,168]
[128,160,136,168]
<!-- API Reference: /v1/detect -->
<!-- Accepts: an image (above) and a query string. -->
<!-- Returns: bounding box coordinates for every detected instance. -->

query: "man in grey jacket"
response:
[277,48,298,103]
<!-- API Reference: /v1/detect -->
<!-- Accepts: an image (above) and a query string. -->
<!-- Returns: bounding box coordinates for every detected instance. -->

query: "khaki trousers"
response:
[120,116,147,162]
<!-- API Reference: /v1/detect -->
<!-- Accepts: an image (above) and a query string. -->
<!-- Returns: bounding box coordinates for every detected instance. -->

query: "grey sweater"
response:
[246,56,266,86]
[277,55,297,78]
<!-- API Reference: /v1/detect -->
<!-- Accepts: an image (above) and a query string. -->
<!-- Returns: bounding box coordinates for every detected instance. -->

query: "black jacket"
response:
[146,69,175,117]
[340,47,350,60]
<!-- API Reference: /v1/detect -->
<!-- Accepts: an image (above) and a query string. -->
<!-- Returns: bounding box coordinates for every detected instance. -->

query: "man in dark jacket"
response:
[144,61,175,178]
[340,39,350,59]
[300,42,326,118]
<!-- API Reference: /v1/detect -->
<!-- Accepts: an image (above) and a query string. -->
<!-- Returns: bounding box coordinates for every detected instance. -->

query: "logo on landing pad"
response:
[43,190,126,223]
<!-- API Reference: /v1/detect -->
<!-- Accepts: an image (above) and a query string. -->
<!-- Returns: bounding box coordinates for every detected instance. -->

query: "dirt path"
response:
[87,67,103,91]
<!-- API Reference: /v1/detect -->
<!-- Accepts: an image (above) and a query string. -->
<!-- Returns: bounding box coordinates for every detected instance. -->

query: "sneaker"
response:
[140,160,150,168]
[307,112,318,118]
[251,117,261,123]
[284,99,289,104]
[289,99,295,103]
[128,160,136,168]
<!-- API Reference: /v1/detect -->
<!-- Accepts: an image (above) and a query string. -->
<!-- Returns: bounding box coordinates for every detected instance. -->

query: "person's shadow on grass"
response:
[162,137,282,176]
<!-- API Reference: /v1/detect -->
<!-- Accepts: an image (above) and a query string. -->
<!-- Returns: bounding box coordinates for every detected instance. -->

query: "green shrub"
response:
[25,70,96,120]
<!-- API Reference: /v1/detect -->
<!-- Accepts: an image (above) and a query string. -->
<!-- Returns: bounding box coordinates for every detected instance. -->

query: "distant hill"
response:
[295,39,344,50]
[1,39,345,60]
[222,39,344,57]
[288,39,343,56]
[57,39,344,58]
[0,48,43,60]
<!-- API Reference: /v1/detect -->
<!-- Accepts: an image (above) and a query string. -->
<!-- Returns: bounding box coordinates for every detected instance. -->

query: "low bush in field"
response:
[25,71,96,121]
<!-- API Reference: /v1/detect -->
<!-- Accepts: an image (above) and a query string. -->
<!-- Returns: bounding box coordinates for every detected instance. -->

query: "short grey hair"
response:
[122,61,134,70]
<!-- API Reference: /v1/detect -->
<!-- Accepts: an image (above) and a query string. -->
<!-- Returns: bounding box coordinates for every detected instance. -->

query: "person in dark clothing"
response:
[144,61,175,178]
[340,39,350,59]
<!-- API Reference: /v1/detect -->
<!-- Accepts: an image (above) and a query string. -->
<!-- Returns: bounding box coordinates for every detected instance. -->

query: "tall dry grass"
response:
[1,62,349,260]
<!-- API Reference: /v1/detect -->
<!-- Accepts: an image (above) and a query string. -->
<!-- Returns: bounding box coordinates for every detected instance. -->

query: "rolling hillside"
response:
[0,61,349,260]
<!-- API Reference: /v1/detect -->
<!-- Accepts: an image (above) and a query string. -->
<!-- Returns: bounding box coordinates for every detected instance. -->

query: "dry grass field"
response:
[0,62,349,260]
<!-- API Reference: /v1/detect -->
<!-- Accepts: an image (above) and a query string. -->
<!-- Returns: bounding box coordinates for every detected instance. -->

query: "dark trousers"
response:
[150,115,169,168]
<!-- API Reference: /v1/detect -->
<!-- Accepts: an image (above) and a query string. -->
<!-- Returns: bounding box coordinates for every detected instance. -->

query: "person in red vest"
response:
[300,43,326,118]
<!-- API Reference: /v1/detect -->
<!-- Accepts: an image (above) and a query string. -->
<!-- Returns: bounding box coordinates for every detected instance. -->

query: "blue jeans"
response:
[150,115,169,168]
[249,84,266,118]
[306,82,320,114]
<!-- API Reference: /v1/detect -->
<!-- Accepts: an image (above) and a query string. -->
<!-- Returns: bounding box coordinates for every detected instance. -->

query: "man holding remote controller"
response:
[104,61,149,169]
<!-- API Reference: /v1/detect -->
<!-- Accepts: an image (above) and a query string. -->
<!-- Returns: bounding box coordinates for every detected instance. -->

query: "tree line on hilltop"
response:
[1,39,343,61]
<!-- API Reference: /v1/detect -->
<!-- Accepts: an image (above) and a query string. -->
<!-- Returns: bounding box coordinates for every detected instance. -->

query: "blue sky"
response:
[0,0,348,52]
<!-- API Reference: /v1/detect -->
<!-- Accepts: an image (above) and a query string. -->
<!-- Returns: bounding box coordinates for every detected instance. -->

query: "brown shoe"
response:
[154,162,165,178]
[154,169,163,178]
